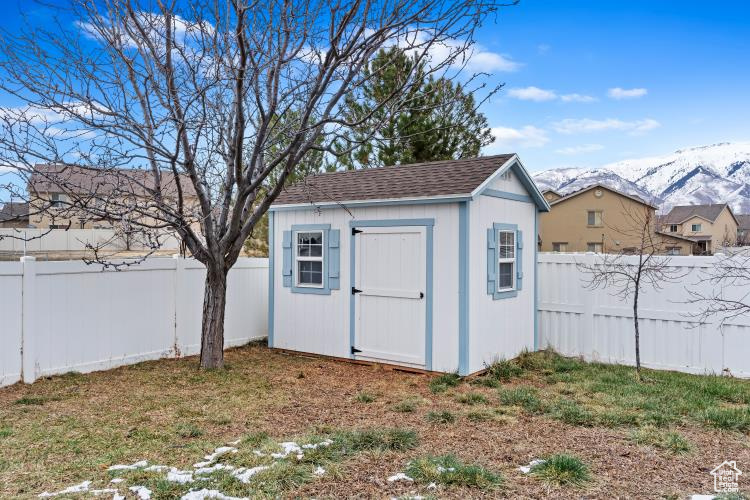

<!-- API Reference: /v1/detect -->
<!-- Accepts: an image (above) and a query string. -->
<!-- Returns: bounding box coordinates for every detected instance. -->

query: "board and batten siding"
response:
[271,203,461,372]
[468,192,537,374]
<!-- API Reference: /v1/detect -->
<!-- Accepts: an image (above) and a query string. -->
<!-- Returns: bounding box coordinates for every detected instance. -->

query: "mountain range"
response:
[532,142,750,214]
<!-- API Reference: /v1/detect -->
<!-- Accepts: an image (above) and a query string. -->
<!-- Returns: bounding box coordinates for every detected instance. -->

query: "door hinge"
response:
[351,346,362,354]
[351,287,362,294]
[419,292,424,299]
[352,227,363,235]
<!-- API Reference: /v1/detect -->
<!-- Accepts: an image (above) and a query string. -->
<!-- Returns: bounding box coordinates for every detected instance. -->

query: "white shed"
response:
[267,154,550,375]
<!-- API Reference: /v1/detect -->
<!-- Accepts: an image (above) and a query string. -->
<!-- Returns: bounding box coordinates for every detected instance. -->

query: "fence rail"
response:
[0,228,180,252]
[0,256,268,387]
[537,253,750,378]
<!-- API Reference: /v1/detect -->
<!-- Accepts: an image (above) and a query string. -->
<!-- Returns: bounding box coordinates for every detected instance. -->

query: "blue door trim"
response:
[267,211,275,347]
[458,201,470,375]
[348,218,435,228]
[350,218,435,369]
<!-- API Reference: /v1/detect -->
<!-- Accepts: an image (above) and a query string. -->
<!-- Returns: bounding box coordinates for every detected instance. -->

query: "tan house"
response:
[542,189,562,203]
[539,184,694,255]
[0,202,29,228]
[738,214,750,246]
[28,164,199,230]
[661,203,739,255]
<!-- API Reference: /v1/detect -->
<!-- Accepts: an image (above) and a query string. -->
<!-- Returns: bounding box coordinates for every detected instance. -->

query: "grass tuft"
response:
[355,392,376,403]
[429,372,462,393]
[406,454,502,489]
[341,428,419,452]
[498,387,545,414]
[392,397,421,413]
[549,399,596,426]
[457,392,489,405]
[175,423,204,438]
[530,454,591,487]
[485,358,523,381]
[0,428,11,439]
[426,411,456,424]
[13,396,51,406]
[701,407,750,432]
[630,426,691,454]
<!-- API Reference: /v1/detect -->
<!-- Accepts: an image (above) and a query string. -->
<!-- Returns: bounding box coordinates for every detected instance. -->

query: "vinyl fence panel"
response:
[538,253,750,378]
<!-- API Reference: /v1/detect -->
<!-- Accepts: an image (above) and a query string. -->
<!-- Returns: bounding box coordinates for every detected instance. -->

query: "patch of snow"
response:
[112,495,125,500]
[195,463,236,475]
[227,438,242,446]
[252,450,265,457]
[193,447,238,468]
[129,485,152,499]
[108,460,148,471]
[38,480,92,497]
[387,472,413,482]
[167,468,194,484]
[313,466,325,476]
[519,459,545,474]
[427,482,437,489]
[689,496,716,500]
[435,465,455,473]
[232,465,271,483]
[271,442,302,459]
[110,478,125,484]
[180,489,249,500]
[144,464,169,472]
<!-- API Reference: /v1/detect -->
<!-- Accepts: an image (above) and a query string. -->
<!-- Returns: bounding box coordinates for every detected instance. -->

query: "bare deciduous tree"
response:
[0,0,508,368]
[577,203,686,378]
[686,248,750,324]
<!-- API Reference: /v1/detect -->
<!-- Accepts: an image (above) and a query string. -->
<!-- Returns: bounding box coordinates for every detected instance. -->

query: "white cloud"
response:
[465,48,521,72]
[560,93,597,103]
[607,87,648,99]
[490,125,549,148]
[507,86,557,102]
[555,144,604,155]
[551,118,660,135]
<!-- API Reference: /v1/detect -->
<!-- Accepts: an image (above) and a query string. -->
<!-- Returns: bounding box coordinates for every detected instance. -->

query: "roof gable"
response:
[663,203,736,225]
[549,183,656,209]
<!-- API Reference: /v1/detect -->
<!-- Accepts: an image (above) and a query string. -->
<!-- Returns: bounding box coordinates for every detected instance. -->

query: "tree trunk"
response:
[200,265,228,369]
[633,291,641,380]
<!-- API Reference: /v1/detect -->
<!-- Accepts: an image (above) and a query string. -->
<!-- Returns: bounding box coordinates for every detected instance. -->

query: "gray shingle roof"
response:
[663,204,731,224]
[0,202,29,222]
[273,155,515,206]
[737,214,750,230]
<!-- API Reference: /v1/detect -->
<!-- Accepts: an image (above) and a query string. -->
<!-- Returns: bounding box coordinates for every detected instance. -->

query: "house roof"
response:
[548,183,657,209]
[662,203,737,225]
[0,202,29,222]
[654,231,697,243]
[29,164,197,199]
[272,154,549,211]
[737,214,750,230]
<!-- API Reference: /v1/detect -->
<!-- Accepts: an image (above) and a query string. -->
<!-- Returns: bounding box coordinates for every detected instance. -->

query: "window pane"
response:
[297,232,323,257]
[587,212,595,225]
[298,260,323,285]
[498,262,513,289]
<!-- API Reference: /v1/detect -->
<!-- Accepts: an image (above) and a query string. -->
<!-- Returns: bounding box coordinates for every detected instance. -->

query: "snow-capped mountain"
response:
[534,142,750,213]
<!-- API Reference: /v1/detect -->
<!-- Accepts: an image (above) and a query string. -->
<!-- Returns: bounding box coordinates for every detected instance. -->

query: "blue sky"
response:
[473,0,750,171]
[0,1,747,175]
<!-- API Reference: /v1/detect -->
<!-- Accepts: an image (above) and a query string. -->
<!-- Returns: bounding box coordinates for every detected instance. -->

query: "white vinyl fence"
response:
[538,253,750,378]
[0,228,181,252]
[0,256,268,387]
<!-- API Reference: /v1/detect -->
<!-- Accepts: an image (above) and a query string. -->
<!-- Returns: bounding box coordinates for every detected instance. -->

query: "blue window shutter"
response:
[328,229,340,289]
[487,228,496,295]
[516,229,523,291]
[282,230,292,287]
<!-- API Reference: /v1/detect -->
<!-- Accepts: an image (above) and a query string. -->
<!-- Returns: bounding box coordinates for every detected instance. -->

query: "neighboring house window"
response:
[691,223,702,232]
[621,247,637,255]
[50,193,64,208]
[497,230,515,291]
[666,246,682,256]
[295,231,324,287]
[668,224,678,232]
[587,242,603,253]
[587,210,603,227]
[552,242,567,252]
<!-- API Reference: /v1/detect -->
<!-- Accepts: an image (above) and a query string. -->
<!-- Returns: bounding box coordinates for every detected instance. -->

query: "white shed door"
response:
[353,226,426,367]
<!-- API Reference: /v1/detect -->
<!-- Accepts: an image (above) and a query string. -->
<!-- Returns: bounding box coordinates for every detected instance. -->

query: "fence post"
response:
[173,254,185,357]
[20,256,37,384]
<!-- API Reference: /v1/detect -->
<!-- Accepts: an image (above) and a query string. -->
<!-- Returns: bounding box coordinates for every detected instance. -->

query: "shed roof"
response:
[662,203,735,225]
[273,154,549,210]
[274,155,514,205]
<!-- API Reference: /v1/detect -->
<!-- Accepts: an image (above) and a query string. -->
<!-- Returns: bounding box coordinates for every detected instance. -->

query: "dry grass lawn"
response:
[1,343,749,499]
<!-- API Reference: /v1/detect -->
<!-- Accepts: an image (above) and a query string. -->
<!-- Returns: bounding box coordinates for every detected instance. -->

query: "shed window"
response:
[497,230,515,291]
[296,231,324,287]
